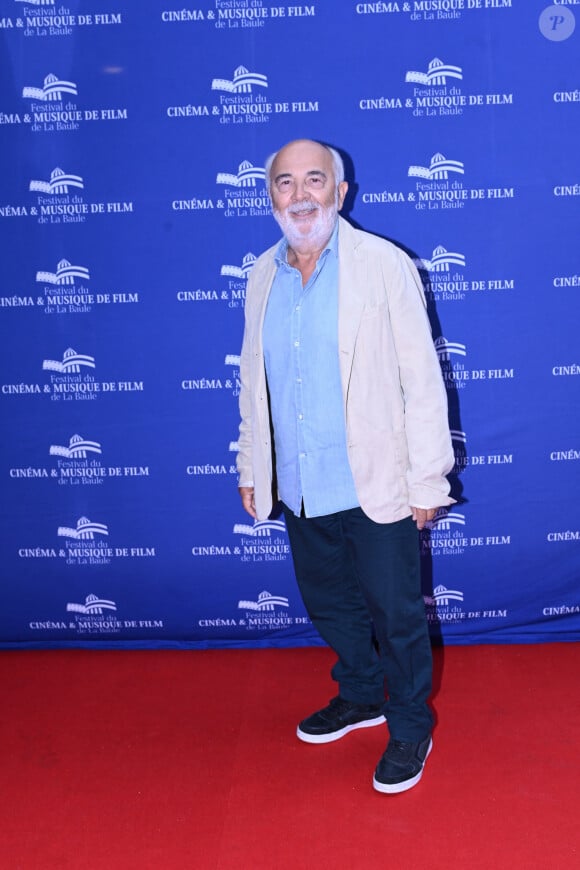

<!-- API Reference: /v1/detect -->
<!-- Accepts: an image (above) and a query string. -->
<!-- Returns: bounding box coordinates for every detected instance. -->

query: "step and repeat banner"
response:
[1,1,578,649]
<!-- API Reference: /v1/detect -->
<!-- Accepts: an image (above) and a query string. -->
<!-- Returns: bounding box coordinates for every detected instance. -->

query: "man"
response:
[237,139,454,794]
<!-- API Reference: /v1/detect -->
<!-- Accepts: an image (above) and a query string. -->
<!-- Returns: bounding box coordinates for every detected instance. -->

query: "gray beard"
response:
[273,197,339,251]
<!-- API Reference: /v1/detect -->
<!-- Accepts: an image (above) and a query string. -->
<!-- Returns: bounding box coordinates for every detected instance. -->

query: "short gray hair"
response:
[264,142,345,190]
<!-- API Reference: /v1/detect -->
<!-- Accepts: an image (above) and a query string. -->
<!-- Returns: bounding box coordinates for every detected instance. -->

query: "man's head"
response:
[265,139,348,252]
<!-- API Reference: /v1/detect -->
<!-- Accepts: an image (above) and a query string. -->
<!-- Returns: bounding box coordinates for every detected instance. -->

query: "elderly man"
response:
[237,139,454,794]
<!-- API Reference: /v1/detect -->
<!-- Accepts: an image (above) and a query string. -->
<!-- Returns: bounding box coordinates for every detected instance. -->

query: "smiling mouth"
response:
[289,205,319,218]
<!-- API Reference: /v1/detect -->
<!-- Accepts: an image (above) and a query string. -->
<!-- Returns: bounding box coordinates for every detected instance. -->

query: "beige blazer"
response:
[237,216,455,523]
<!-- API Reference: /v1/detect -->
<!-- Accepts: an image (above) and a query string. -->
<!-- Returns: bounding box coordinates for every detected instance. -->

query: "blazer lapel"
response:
[337,218,366,408]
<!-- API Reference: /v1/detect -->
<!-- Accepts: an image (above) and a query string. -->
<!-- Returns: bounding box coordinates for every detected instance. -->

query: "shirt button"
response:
[300,453,306,459]
[294,340,299,347]
[298,414,303,420]
[296,377,302,383]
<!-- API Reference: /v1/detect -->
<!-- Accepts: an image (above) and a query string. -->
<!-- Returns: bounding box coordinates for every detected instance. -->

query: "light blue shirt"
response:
[262,223,359,518]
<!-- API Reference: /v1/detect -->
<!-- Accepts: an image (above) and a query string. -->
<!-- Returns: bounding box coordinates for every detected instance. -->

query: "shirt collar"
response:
[274,219,339,267]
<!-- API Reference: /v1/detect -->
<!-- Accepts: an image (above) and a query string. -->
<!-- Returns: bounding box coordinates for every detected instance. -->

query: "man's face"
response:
[269,141,348,250]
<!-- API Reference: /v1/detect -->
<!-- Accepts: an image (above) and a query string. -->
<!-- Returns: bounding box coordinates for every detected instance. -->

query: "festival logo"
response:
[30,167,84,195]
[450,429,514,474]
[406,57,463,87]
[67,594,117,614]
[197,587,312,635]
[409,152,465,182]
[1,348,145,401]
[217,160,270,217]
[8,434,150,486]
[3,4,123,38]
[28,594,164,636]
[176,252,255,307]
[221,252,257,280]
[359,56,512,117]
[414,244,514,302]
[433,337,515,391]
[31,258,138,314]
[354,1,513,23]
[424,583,507,627]
[1,166,133,223]
[233,517,290,563]
[43,347,95,374]
[181,353,241,397]
[420,508,511,559]
[361,151,515,212]
[172,159,270,217]
[15,73,128,132]
[42,349,144,402]
[191,516,291,563]
[23,72,78,101]
[424,584,466,625]
[51,434,102,459]
[54,517,156,566]
[161,3,317,30]
[185,424,240,478]
[238,590,289,610]
[167,62,319,124]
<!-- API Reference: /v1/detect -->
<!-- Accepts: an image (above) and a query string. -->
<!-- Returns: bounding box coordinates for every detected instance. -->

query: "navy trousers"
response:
[282,505,433,742]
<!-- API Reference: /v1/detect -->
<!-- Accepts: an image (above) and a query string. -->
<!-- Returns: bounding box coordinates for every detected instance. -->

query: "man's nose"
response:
[291,182,310,200]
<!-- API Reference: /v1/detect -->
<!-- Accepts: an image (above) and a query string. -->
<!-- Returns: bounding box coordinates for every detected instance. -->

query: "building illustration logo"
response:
[451,430,467,445]
[434,337,467,360]
[15,0,55,4]
[42,348,96,373]
[23,74,78,101]
[49,434,102,459]
[220,253,257,279]
[237,590,289,611]
[57,517,109,540]
[29,168,84,195]
[229,440,239,452]
[416,246,466,272]
[67,594,117,615]
[216,160,266,187]
[428,509,466,531]
[36,259,90,285]
[429,585,465,605]
[408,153,464,181]
[211,65,268,94]
[225,354,240,367]
[233,518,286,537]
[405,58,463,87]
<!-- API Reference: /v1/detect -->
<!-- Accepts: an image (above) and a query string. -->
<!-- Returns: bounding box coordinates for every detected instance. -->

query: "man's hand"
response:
[411,507,436,530]
[239,486,257,519]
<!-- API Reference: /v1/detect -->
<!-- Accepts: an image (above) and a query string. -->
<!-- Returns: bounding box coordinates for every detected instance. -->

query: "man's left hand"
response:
[411,507,436,530]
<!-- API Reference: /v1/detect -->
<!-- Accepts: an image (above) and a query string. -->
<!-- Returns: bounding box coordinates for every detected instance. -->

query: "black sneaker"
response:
[297,696,385,744]
[373,736,433,794]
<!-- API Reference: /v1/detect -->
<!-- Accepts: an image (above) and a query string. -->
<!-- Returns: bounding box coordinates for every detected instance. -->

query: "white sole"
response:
[297,714,386,744]
[372,738,433,794]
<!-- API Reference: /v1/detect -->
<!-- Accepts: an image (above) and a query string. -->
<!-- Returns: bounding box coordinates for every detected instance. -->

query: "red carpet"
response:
[0,643,579,869]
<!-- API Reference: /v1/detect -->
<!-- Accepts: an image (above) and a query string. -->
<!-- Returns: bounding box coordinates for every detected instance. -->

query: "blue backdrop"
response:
[1,0,579,649]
